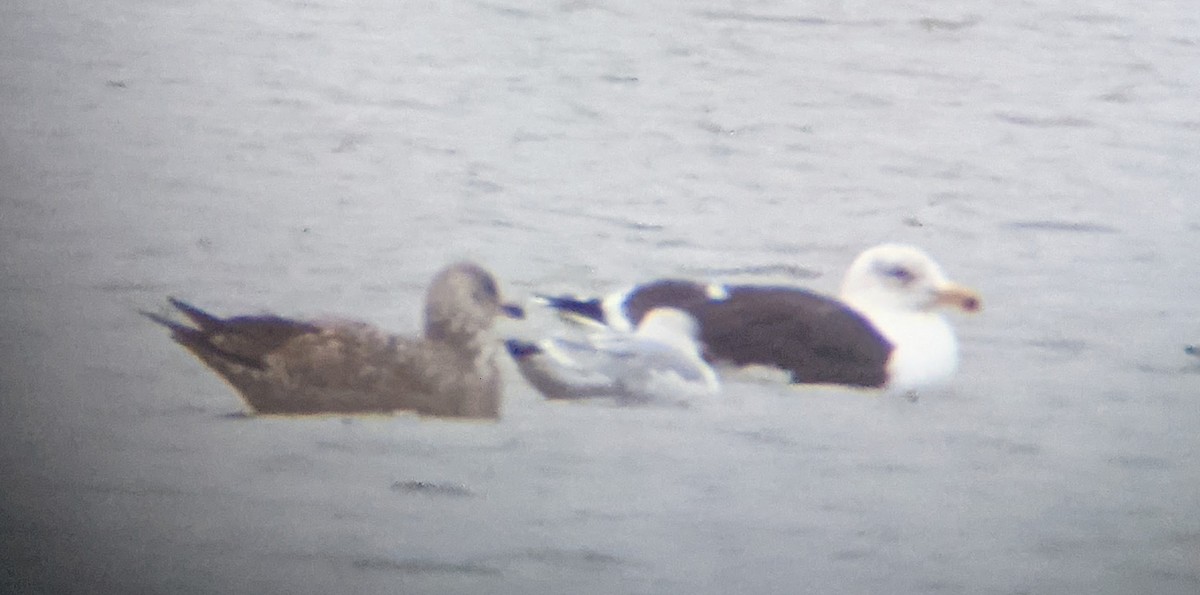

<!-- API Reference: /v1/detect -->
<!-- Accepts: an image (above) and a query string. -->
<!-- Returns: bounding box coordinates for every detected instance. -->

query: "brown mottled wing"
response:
[263,325,429,410]
[271,324,495,418]
[147,299,320,370]
[683,287,893,387]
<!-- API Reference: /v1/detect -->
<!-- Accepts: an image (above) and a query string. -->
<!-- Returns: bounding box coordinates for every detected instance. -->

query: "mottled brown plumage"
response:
[144,262,522,418]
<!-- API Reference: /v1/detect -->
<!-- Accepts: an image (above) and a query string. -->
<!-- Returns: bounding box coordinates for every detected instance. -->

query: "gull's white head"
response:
[635,308,704,352]
[839,244,982,316]
[633,307,719,399]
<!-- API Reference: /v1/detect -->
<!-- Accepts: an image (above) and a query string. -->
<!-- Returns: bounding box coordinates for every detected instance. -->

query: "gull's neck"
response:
[637,325,703,359]
[842,293,959,393]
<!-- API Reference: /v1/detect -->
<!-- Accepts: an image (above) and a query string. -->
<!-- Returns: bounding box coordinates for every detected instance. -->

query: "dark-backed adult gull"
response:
[143,262,524,418]
[536,244,980,395]
[505,307,719,406]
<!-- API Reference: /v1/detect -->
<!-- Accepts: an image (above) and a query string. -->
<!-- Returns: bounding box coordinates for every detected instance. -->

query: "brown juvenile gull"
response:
[535,244,981,396]
[143,262,524,418]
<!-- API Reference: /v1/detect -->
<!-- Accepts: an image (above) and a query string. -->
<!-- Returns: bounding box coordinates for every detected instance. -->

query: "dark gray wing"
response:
[661,286,893,387]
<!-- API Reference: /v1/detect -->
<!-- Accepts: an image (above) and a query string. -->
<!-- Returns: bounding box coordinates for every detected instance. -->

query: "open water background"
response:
[1,0,1198,593]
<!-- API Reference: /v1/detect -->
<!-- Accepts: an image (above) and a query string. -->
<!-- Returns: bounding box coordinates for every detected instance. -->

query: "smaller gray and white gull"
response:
[505,307,720,406]
[143,262,524,418]
[537,244,981,395]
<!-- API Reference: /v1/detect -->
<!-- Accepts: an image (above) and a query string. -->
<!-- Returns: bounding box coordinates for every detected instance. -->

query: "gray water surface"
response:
[2,0,1198,593]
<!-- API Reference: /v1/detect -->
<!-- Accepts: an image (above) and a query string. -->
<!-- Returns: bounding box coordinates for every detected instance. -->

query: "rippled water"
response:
[2,0,1198,593]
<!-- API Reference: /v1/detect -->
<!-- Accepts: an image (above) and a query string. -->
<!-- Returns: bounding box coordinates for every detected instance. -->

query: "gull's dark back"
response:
[623,284,894,387]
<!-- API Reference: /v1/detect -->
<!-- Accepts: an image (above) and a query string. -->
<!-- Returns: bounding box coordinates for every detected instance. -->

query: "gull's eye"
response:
[882,265,915,284]
[475,276,499,304]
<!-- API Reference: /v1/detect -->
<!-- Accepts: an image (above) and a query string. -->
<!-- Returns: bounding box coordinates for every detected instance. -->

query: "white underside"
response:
[713,363,793,385]
[633,367,720,406]
[524,330,719,405]
[869,310,959,394]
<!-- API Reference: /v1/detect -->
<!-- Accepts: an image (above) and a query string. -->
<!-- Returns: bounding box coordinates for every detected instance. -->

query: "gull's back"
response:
[510,308,719,405]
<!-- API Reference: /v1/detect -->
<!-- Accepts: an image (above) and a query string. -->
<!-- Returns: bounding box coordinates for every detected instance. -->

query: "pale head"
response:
[839,244,981,315]
[424,262,523,344]
[635,308,704,353]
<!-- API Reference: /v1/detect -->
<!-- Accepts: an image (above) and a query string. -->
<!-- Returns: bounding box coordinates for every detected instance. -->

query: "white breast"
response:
[872,311,959,393]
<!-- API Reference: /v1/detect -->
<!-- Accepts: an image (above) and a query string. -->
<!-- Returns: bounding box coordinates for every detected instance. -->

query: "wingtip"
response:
[165,297,223,328]
[167,296,197,313]
[139,309,177,329]
[139,308,203,344]
[504,339,541,359]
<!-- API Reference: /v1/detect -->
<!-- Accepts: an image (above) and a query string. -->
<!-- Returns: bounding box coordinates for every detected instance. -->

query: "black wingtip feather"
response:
[504,339,542,359]
[141,306,199,340]
[142,301,269,371]
[167,297,224,330]
[534,295,606,325]
[140,309,190,333]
